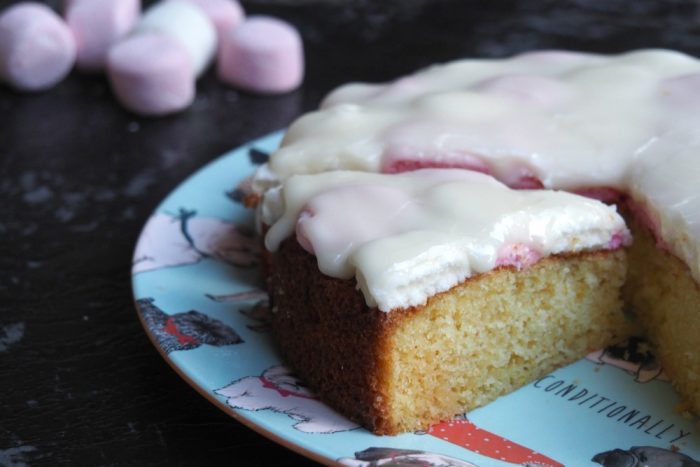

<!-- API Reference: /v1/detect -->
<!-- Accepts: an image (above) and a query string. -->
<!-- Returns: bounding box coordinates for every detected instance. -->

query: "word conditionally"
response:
[532,375,692,444]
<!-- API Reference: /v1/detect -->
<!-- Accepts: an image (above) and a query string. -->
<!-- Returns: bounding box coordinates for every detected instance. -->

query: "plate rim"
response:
[129,130,700,467]
[130,129,341,466]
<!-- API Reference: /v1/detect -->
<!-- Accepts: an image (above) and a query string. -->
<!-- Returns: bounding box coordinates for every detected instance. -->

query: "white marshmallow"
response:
[182,0,244,43]
[133,0,216,76]
[65,0,141,72]
[0,2,76,91]
[218,16,304,94]
[107,33,195,116]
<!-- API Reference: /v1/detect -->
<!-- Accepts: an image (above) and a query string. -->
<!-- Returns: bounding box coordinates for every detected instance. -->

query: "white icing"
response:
[257,49,700,299]
[627,146,700,285]
[270,50,700,189]
[263,170,627,311]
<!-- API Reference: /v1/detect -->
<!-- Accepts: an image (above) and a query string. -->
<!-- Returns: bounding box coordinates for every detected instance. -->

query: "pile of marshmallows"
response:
[0,0,304,115]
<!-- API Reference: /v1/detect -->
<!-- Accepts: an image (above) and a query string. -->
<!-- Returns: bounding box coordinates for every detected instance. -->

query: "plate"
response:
[131,131,700,467]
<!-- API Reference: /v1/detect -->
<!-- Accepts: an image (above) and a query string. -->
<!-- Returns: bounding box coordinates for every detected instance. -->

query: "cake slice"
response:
[261,169,633,434]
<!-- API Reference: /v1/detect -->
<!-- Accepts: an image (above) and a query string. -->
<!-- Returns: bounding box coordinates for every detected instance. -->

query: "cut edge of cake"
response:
[267,238,634,435]
[624,217,700,417]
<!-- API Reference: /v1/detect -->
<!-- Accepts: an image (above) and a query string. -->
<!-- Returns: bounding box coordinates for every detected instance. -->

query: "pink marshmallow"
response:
[608,230,632,250]
[218,16,304,94]
[107,33,195,116]
[573,186,625,204]
[182,0,244,43]
[0,2,76,91]
[494,163,544,190]
[65,0,141,72]
[381,143,492,175]
[496,243,542,270]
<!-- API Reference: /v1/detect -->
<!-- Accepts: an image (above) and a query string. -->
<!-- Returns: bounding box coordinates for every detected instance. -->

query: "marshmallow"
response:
[62,0,81,12]
[133,0,216,76]
[65,0,141,72]
[218,16,304,94]
[0,3,76,91]
[183,0,244,43]
[107,33,195,116]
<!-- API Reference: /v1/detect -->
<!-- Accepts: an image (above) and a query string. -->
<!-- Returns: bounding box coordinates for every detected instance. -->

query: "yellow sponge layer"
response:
[625,223,700,417]
[383,250,633,433]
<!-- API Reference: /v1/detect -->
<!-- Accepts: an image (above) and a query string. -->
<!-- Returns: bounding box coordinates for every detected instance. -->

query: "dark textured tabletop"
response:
[3,1,700,465]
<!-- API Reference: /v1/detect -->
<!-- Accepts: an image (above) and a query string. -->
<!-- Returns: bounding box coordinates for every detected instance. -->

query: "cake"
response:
[252,49,700,434]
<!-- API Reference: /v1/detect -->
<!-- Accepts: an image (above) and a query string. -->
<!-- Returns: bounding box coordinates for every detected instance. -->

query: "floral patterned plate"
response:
[132,131,700,467]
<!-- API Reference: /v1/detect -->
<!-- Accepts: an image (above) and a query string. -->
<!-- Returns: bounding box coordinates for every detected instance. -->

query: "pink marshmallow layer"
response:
[218,15,304,94]
[107,33,195,116]
[382,155,545,190]
[495,232,628,271]
[65,0,141,72]
[383,158,632,269]
[0,2,76,92]
[383,152,631,202]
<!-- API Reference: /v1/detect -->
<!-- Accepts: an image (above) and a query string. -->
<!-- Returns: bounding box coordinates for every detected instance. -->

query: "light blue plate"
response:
[131,131,700,467]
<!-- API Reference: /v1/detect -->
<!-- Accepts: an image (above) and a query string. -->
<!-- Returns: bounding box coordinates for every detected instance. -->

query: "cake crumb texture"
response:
[625,221,700,418]
[269,239,632,434]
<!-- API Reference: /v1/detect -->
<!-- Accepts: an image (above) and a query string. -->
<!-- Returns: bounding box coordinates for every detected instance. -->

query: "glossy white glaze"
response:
[256,49,700,297]
[263,169,627,311]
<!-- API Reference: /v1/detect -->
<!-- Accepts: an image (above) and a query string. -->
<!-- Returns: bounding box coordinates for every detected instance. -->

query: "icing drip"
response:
[263,169,627,311]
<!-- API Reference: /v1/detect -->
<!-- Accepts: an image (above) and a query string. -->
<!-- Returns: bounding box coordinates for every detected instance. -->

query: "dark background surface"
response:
[2,0,700,465]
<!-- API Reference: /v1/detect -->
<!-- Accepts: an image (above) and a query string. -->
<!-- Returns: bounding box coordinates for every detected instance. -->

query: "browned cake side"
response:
[268,238,633,434]
[266,237,402,434]
[624,220,700,416]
